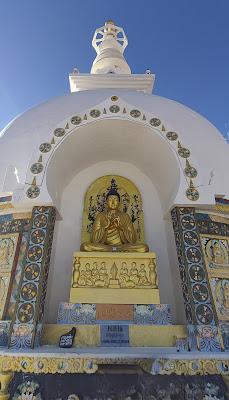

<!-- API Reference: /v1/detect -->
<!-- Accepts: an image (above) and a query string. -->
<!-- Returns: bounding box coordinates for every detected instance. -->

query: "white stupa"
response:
[0,21,228,323]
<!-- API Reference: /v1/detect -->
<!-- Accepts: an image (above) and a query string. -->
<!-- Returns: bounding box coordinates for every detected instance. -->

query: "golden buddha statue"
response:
[80,184,148,253]
[211,241,227,264]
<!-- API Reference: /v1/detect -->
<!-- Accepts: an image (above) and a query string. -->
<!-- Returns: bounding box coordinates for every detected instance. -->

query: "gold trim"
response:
[0,355,228,376]
[0,356,98,374]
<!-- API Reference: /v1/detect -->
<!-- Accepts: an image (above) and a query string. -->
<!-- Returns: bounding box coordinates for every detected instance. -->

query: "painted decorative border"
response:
[171,207,217,327]
[25,96,199,202]
[0,355,228,376]
[0,217,31,234]
[196,213,229,237]
[9,206,56,349]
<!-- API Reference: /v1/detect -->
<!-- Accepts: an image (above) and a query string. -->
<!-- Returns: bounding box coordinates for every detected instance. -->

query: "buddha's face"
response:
[107,195,119,210]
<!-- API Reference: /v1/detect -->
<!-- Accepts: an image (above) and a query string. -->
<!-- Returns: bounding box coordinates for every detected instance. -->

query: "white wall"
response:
[44,160,183,323]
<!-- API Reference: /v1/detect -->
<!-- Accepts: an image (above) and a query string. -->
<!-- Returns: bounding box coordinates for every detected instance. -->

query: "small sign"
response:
[101,324,129,346]
[59,327,76,348]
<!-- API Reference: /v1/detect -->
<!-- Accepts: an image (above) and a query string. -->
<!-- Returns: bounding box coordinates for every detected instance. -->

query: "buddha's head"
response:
[213,242,221,252]
[106,194,120,210]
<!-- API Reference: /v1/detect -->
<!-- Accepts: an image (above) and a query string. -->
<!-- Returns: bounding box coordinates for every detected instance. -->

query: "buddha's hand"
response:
[113,216,121,229]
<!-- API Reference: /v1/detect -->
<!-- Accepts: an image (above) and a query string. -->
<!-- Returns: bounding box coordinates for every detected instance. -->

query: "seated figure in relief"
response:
[81,185,149,253]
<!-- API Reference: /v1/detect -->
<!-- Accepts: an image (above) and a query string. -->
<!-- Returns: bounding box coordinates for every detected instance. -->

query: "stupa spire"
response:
[90,20,131,75]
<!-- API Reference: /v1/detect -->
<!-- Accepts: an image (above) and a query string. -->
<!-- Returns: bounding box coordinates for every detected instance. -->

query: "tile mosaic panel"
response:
[196,325,221,352]
[57,303,172,325]
[210,278,229,321]
[171,207,216,327]
[6,232,29,320]
[10,206,56,349]
[57,303,96,324]
[0,233,19,272]
[0,320,11,346]
[200,233,229,328]
[134,304,172,325]
[0,233,21,319]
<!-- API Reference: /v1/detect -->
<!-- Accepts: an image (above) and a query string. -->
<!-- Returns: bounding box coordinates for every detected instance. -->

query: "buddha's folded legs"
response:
[121,243,149,253]
[80,242,113,252]
[80,242,149,253]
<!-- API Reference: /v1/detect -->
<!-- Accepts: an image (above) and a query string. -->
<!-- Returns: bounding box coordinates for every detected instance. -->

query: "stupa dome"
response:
[0,88,228,214]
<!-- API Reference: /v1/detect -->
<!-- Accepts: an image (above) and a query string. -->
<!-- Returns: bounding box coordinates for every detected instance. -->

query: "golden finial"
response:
[38,155,42,163]
[32,177,36,186]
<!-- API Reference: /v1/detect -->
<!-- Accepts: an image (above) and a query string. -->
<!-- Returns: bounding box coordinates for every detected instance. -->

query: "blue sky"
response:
[0,0,229,139]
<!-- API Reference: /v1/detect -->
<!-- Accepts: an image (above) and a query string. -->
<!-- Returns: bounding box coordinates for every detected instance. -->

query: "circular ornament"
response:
[192,283,209,302]
[18,303,34,323]
[57,360,69,373]
[186,247,202,263]
[24,264,40,280]
[90,109,101,118]
[71,116,82,125]
[178,147,190,158]
[130,109,141,118]
[34,214,48,228]
[39,143,52,153]
[30,163,43,175]
[189,264,205,282]
[111,96,118,101]
[54,128,65,137]
[186,187,199,201]
[21,282,37,301]
[27,186,40,199]
[150,118,161,127]
[31,229,45,244]
[109,105,120,113]
[181,215,196,230]
[183,230,199,246]
[184,166,198,178]
[28,245,43,262]
[166,131,178,141]
[196,304,213,325]
[84,360,98,374]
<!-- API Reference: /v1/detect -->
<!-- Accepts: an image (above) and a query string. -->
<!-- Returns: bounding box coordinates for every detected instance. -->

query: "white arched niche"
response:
[45,119,181,213]
[44,119,185,323]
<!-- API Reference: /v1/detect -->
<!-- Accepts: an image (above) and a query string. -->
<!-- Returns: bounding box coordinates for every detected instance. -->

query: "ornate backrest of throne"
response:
[81,175,145,245]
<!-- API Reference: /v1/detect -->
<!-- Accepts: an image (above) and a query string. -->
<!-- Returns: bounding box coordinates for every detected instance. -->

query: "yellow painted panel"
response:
[42,324,100,347]
[129,325,187,347]
[70,287,160,304]
[42,324,187,348]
